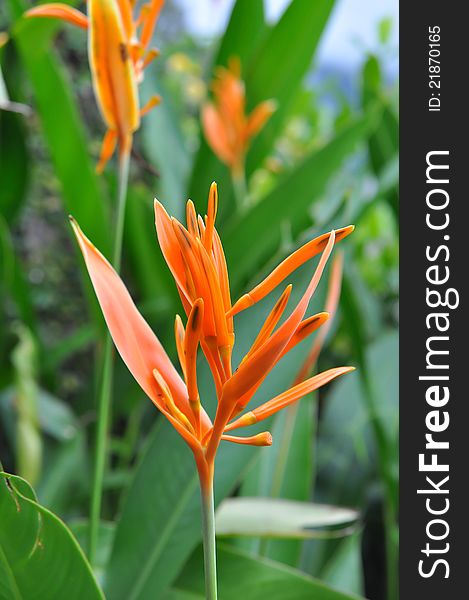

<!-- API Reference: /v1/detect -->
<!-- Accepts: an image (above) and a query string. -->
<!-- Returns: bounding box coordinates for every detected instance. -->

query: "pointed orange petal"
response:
[242,284,292,364]
[204,182,218,253]
[25,4,88,29]
[201,103,236,167]
[245,99,277,140]
[96,129,118,174]
[184,299,204,417]
[295,251,344,383]
[140,0,164,49]
[116,0,134,40]
[172,221,217,337]
[70,217,189,414]
[140,94,161,117]
[174,314,186,377]
[196,238,231,351]
[228,226,354,318]
[228,367,354,430]
[212,228,233,327]
[154,200,191,304]
[142,47,160,70]
[281,312,330,357]
[221,432,272,447]
[186,200,200,239]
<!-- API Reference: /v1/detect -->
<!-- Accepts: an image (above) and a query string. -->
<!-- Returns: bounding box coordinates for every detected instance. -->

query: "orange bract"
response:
[25,0,163,172]
[71,183,354,486]
[202,58,277,176]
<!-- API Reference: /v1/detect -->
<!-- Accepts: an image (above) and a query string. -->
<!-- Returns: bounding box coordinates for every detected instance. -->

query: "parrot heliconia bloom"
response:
[202,58,277,178]
[70,182,354,491]
[25,0,164,172]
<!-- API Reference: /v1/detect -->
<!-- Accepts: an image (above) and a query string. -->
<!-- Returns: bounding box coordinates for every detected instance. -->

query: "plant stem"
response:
[232,167,249,210]
[88,149,130,564]
[200,479,218,600]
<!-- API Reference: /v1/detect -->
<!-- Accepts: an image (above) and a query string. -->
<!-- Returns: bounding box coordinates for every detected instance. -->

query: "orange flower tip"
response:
[226,293,253,318]
[224,410,257,432]
[190,298,204,330]
[24,5,89,30]
[221,431,272,447]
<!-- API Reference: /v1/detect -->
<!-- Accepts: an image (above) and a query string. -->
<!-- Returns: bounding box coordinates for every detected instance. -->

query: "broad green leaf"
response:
[166,544,364,600]
[361,55,398,216]
[245,0,336,176]
[316,332,398,507]
[7,1,111,256]
[216,498,359,538]
[0,108,30,224]
[69,520,116,582]
[239,401,314,565]
[0,217,38,338]
[124,184,177,315]
[0,472,104,600]
[140,77,191,221]
[319,534,364,596]
[187,0,266,211]
[215,0,266,69]
[222,113,377,290]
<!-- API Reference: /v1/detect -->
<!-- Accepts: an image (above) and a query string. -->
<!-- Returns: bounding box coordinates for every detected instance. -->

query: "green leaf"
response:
[216,498,359,538]
[124,184,177,314]
[0,218,38,337]
[69,520,116,582]
[215,0,266,69]
[166,544,364,600]
[316,332,398,506]
[361,55,398,216]
[238,401,314,565]
[140,78,191,221]
[223,113,377,290]
[245,0,336,176]
[0,108,30,224]
[0,472,104,600]
[7,1,111,256]
[320,535,364,596]
[187,0,266,210]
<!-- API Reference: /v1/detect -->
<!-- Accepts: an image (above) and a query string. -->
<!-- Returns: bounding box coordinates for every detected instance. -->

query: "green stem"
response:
[232,167,249,210]
[88,150,130,564]
[200,480,218,600]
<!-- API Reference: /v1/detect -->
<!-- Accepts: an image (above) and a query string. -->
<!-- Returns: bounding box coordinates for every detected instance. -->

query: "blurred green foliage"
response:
[0,1,398,598]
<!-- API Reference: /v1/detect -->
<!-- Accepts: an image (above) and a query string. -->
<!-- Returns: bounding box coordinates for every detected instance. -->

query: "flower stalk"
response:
[88,148,130,563]
[199,476,218,600]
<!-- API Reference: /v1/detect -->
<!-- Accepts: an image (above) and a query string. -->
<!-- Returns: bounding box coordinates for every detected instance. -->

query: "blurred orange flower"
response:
[70,182,354,487]
[202,58,276,178]
[25,0,164,172]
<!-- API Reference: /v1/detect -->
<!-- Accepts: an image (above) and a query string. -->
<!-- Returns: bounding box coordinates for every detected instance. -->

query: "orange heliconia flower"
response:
[70,182,354,488]
[202,58,277,177]
[25,0,164,172]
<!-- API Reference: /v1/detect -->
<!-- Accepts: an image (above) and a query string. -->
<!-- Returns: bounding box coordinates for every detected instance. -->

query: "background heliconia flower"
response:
[70,183,355,490]
[202,57,277,178]
[25,0,164,171]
